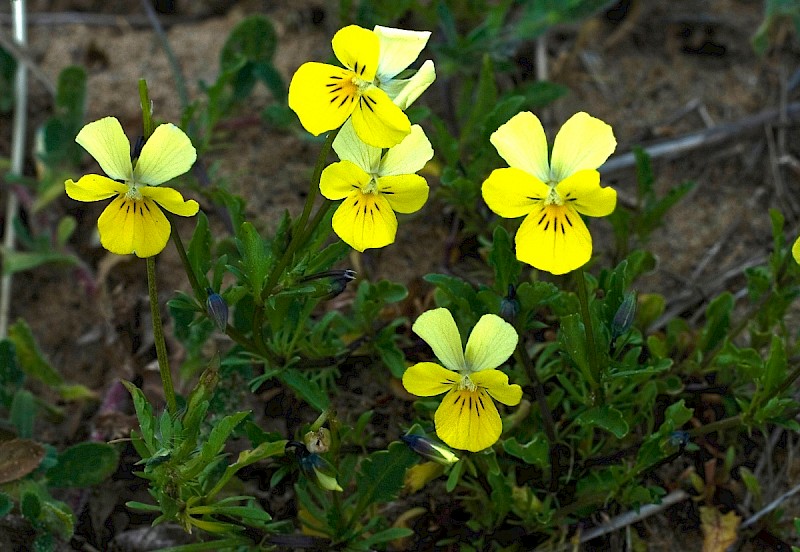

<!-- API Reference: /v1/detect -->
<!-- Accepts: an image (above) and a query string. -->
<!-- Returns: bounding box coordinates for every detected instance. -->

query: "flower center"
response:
[124,182,143,201]
[362,175,379,194]
[458,374,477,392]
[543,186,563,206]
[351,75,372,93]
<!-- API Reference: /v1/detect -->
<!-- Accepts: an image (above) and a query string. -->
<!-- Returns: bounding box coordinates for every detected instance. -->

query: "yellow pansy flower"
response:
[372,25,436,110]
[320,121,432,252]
[482,111,617,275]
[289,25,433,148]
[793,236,800,264]
[65,117,199,258]
[402,308,522,452]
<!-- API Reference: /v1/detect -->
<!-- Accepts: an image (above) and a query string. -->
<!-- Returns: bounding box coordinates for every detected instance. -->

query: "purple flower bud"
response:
[401,434,459,465]
[206,288,228,331]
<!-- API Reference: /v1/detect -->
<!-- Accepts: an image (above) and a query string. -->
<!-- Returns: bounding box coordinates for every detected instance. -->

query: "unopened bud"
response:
[611,291,636,339]
[206,288,228,331]
[500,284,520,324]
[301,269,357,301]
[401,434,459,466]
[300,453,343,492]
[304,427,331,454]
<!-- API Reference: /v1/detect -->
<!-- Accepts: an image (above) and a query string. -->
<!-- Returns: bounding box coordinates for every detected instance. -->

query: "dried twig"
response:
[741,481,800,530]
[0,11,202,27]
[600,103,800,176]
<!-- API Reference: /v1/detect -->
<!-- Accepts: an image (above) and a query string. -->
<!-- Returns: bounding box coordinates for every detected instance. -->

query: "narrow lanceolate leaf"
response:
[7,319,62,387]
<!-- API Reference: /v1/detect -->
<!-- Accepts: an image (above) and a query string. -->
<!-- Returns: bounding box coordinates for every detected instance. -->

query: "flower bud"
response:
[300,453,343,492]
[206,288,228,331]
[611,291,636,339]
[304,427,331,454]
[499,284,520,324]
[401,434,459,466]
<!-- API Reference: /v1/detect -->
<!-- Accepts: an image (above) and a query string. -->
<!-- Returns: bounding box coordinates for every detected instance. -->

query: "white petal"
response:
[374,25,431,80]
[332,120,382,173]
[379,125,433,176]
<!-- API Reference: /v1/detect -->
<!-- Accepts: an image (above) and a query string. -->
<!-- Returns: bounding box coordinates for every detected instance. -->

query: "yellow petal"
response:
[332,120,381,173]
[490,111,550,182]
[332,25,379,81]
[464,314,518,372]
[140,186,199,217]
[320,161,370,201]
[351,87,411,148]
[556,169,617,217]
[379,125,433,176]
[65,175,126,202]
[288,62,357,136]
[331,191,397,251]
[385,59,436,109]
[377,175,428,214]
[374,26,430,80]
[133,123,197,186]
[515,204,591,275]
[75,117,132,181]
[97,196,170,258]
[405,461,445,493]
[471,370,522,406]
[793,235,800,264]
[434,388,501,452]
[402,362,458,397]
[550,112,616,182]
[482,167,549,219]
[412,308,466,372]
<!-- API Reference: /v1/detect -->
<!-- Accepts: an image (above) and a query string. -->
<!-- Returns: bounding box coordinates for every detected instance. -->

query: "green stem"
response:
[147,256,177,413]
[261,128,339,302]
[515,342,559,492]
[575,266,602,401]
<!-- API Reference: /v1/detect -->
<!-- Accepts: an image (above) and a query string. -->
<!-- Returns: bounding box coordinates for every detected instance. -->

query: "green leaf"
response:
[280,369,330,412]
[55,66,87,128]
[359,527,413,548]
[55,216,77,247]
[121,381,156,454]
[235,222,272,301]
[503,435,549,468]
[7,319,62,386]
[559,314,591,384]
[489,225,521,293]
[46,442,119,488]
[762,335,787,393]
[698,292,733,354]
[10,390,36,438]
[220,15,277,70]
[188,211,212,289]
[20,487,42,520]
[1,249,79,275]
[352,442,417,519]
[576,405,629,438]
[0,339,23,408]
[0,492,12,517]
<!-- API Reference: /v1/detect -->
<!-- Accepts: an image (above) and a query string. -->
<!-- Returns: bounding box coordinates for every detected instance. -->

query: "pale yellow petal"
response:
[133,123,197,185]
[332,25,379,81]
[377,175,428,214]
[374,26,430,80]
[97,196,170,258]
[75,117,132,181]
[320,161,370,201]
[140,185,199,217]
[332,120,381,173]
[490,111,549,182]
[65,175,126,202]
[550,112,616,182]
[555,169,617,217]
[794,235,800,265]
[402,362,458,397]
[351,87,411,148]
[379,125,433,176]
[515,204,591,275]
[434,388,501,452]
[385,59,436,109]
[464,314,518,372]
[482,167,549,219]
[412,308,465,372]
[331,191,397,252]
[470,370,523,406]
[288,63,357,136]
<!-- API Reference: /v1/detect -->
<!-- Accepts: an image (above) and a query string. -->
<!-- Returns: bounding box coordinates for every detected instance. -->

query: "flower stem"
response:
[515,341,560,492]
[147,255,177,413]
[575,266,603,401]
[261,128,339,301]
[139,79,175,413]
